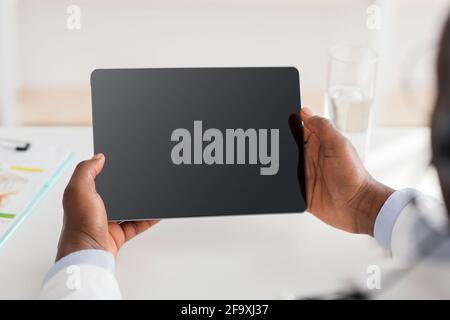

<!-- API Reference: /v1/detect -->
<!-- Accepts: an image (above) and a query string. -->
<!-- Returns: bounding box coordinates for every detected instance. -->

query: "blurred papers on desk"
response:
[0,144,74,248]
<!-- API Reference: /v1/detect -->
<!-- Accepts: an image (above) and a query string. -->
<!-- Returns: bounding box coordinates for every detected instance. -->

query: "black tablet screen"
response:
[91,67,307,220]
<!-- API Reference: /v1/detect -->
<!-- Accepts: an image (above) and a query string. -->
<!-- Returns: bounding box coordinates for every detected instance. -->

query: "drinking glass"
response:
[325,44,379,161]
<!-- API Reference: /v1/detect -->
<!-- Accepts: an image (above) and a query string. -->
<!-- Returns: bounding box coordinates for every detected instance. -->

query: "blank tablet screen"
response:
[91,67,307,220]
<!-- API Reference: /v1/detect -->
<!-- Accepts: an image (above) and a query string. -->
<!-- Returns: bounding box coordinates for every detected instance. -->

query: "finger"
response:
[301,107,336,139]
[300,107,324,133]
[119,220,160,243]
[303,126,312,144]
[296,107,312,144]
[68,154,106,191]
[301,108,329,131]
[300,107,314,120]
[301,113,341,141]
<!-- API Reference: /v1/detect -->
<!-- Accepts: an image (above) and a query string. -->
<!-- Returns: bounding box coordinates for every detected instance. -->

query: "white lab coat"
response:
[39,193,450,300]
[371,195,450,299]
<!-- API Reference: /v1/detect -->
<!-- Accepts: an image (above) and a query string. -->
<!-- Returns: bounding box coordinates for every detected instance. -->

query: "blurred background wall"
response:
[0,0,449,126]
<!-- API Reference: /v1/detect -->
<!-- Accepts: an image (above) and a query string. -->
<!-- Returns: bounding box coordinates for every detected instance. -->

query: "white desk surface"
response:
[0,126,441,299]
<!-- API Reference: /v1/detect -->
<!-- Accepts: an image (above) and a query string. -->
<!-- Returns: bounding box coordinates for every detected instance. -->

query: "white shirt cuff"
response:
[43,249,115,285]
[374,188,418,251]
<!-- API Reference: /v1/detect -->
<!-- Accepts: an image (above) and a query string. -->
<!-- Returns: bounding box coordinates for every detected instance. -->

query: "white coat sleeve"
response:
[39,249,122,300]
[374,188,448,261]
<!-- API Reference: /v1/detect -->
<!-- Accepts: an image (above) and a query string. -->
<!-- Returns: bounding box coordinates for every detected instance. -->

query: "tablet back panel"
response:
[91,67,306,220]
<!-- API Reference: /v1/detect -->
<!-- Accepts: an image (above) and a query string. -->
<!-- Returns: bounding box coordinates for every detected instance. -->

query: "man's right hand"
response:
[300,107,394,236]
[57,154,159,261]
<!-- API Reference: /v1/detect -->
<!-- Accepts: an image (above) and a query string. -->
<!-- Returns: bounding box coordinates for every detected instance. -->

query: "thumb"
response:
[300,107,342,141]
[68,154,105,192]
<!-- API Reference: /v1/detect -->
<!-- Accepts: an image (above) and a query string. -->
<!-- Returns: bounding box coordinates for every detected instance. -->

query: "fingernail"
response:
[93,153,103,160]
[302,107,313,116]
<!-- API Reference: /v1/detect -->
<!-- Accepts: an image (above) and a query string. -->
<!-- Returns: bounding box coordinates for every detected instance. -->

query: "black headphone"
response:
[431,99,450,181]
[431,97,450,215]
[433,14,450,177]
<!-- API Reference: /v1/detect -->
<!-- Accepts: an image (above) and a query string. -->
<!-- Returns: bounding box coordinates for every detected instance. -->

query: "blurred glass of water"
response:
[326,45,378,161]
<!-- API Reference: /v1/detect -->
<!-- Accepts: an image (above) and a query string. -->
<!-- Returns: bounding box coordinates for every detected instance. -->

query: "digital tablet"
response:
[91,67,307,220]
